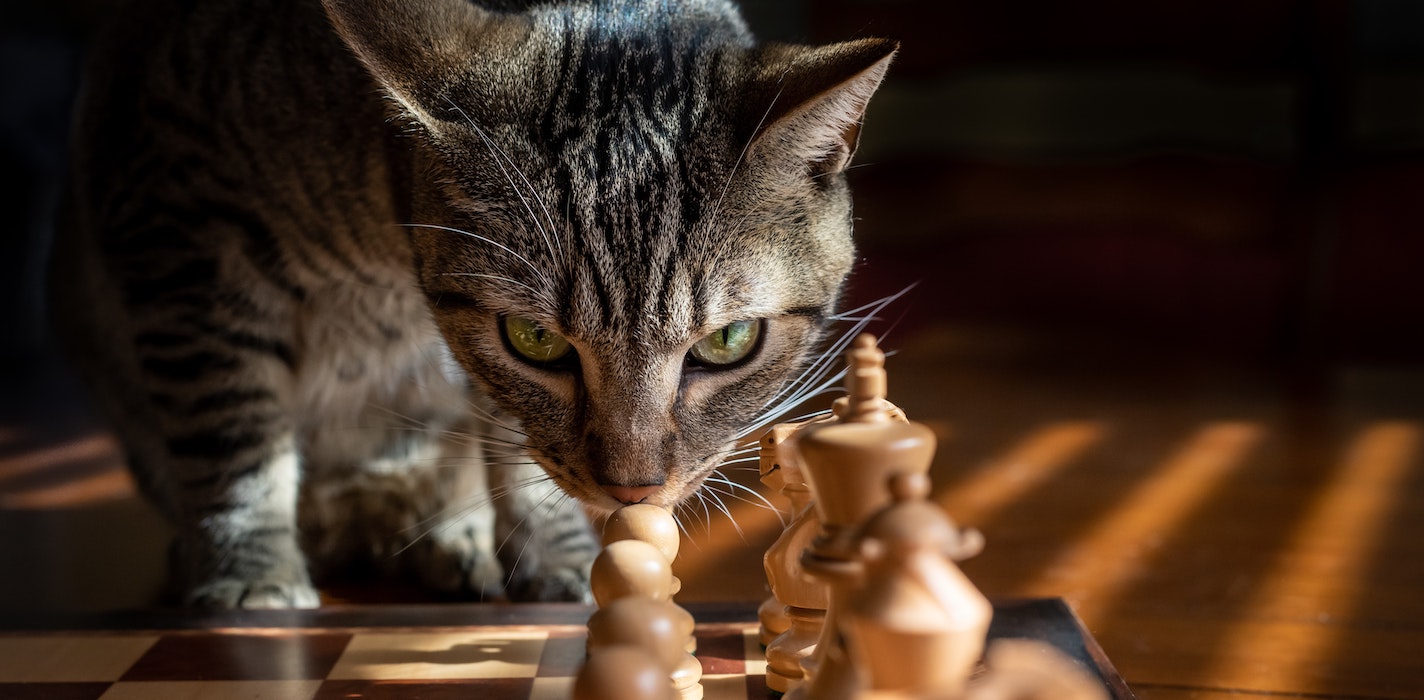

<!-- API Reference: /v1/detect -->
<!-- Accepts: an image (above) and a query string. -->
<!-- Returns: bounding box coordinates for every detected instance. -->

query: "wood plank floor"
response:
[2,324,1421,697]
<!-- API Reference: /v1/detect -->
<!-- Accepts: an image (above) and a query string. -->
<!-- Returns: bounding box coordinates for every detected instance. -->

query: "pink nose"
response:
[601,484,661,505]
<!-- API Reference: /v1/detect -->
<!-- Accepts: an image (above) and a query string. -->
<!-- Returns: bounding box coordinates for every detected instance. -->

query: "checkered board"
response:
[0,622,763,699]
[0,600,1133,700]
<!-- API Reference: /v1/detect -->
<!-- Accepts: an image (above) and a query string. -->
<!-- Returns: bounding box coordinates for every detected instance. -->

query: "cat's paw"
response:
[506,563,593,603]
[187,577,321,610]
[414,531,509,600]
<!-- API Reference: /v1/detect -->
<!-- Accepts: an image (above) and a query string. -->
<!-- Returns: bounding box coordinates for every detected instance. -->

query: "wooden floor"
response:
[2,324,1422,698]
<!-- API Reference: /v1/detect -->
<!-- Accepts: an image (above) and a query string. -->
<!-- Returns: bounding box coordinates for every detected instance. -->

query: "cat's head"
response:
[324,0,895,513]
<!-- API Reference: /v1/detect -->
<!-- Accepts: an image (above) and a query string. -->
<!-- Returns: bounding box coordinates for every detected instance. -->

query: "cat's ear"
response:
[745,38,898,178]
[321,0,529,129]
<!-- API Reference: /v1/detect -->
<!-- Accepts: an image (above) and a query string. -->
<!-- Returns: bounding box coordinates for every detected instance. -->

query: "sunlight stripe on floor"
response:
[1023,422,1263,620]
[1203,421,1419,695]
[935,421,1106,527]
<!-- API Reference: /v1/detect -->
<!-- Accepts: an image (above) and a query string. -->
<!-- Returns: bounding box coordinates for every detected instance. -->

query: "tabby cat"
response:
[49,0,895,608]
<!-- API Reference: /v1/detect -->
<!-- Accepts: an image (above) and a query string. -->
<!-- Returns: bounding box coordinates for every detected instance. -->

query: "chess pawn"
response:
[846,472,991,697]
[590,539,676,605]
[588,540,701,699]
[587,596,703,700]
[574,645,677,700]
[604,504,682,596]
[599,509,696,653]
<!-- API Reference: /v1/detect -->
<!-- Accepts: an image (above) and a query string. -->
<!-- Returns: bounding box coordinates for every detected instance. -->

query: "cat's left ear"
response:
[322,0,530,130]
[745,38,898,177]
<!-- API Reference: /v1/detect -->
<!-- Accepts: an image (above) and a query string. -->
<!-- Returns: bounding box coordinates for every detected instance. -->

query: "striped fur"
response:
[50,0,895,608]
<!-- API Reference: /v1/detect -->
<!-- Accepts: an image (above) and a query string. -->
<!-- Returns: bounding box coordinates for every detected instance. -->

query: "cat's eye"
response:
[503,316,573,365]
[689,320,762,367]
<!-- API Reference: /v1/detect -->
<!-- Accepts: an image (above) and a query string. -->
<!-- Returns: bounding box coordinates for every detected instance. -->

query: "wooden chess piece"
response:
[603,503,682,596]
[846,472,991,697]
[787,334,936,700]
[965,639,1109,700]
[590,539,675,605]
[601,504,696,653]
[574,645,677,700]
[762,421,832,694]
[588,537,702,700]
[587,596,704,700]
[758,426,794,647]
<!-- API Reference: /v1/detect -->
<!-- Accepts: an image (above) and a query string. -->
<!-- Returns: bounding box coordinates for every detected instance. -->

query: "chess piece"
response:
[762,421,831,694]
[587,596,703,700]
[788,334,936,700]
[758,426,795,647]
[966,640,1109,700]
[590,539,675,605]
[600,505,696,653]
[588,536,702,700]
[574,645,677,700]
[604,504,683,596]
[846,472,991,696]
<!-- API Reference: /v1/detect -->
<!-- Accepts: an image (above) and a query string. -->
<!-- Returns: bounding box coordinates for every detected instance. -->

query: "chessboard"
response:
[0,600,1132,699]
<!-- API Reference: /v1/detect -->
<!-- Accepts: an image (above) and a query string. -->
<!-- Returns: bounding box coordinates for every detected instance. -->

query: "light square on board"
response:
[328,630,547,680]
[0,635,158,683]
[98,680,322,700]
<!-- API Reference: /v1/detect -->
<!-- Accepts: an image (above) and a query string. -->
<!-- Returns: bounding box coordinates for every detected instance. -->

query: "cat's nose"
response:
[601,484,661,505]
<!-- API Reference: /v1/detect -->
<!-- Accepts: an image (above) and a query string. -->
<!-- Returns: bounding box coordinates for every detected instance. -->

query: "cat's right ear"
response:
[744,38,898,178]
[321,0,529,131]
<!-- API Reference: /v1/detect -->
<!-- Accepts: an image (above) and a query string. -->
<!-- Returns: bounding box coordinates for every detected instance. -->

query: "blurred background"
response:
[3,1,1423,698]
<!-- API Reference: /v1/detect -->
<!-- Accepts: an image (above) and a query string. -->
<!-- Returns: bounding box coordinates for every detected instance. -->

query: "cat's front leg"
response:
[172,432,319,609]
[490,459,599,603]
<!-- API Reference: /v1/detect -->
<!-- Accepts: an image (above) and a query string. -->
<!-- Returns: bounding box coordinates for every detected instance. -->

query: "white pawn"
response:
[574,645,676,700]
[588,538,702,700]
[603,503,682,596]
[591,539,676,605]
[587,596,701,700]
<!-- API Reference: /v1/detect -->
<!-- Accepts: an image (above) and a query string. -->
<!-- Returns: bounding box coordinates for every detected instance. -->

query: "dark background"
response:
[5,0,1424,368]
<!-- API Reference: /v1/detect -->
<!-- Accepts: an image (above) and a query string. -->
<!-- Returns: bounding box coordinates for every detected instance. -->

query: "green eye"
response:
[503,316,573,364]
[690,320,762,366]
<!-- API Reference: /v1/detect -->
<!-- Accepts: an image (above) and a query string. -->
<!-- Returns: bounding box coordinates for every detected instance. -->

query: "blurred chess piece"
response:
[762,420,832,694]
[845,472,990,697]
[758,425,795,647]
[788,334,934,700]
[966,639,1109,700]
[587,595,703,700]
[574,644,677,700]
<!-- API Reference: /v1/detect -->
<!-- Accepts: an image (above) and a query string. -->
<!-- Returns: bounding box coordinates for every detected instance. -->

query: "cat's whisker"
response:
[498,486,570,593]
[444,97,563,266]
[395,471,553,541]
[753,310,885,421]
[709,82,785,225]
[828,284,915,323]
[707,472,784,525]
[669,502,701,552]
[743,377,846,435]
[693,490,713,537]
[395,473,552,543]
[400,223,550,289]
[754,321,855,415]
[700,484,747,542]
[439,272,541,297]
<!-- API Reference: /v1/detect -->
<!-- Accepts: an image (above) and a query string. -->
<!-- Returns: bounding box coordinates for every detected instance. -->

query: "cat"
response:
[48,0,895,609]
